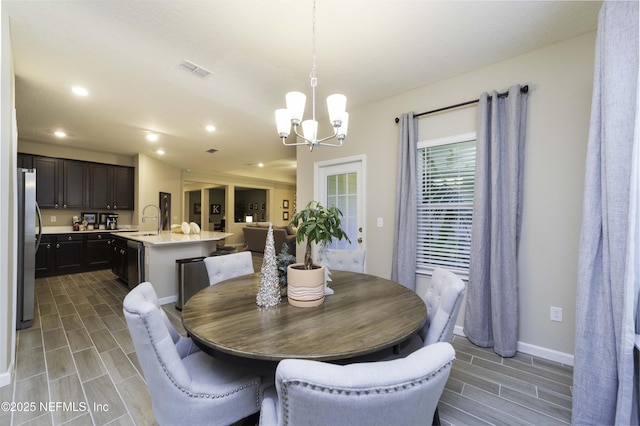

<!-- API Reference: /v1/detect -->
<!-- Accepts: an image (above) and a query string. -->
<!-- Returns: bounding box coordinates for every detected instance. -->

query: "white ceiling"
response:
[5,1,601,183]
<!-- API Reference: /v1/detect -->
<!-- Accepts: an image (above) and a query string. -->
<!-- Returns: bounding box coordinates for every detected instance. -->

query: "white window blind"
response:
[417,133,476,277]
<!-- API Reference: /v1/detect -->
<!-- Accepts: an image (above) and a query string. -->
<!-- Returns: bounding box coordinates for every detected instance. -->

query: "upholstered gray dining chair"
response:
[123,282,264,426]
[419,267,467,345]
[324,249,366,273]
[204,251,254,285]
[394,267,467,357]
[259,342,455,426]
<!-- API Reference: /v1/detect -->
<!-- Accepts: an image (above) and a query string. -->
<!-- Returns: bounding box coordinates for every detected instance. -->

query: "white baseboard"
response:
[453,326,574,366]
[158,295,177,306]
[0,363,14,387]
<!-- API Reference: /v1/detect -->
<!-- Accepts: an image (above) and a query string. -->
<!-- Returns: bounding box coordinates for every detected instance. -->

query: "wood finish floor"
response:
[2,266,573,426]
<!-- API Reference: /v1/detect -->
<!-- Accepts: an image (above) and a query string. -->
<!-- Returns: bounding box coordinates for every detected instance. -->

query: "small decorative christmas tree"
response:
[256,223,281,307]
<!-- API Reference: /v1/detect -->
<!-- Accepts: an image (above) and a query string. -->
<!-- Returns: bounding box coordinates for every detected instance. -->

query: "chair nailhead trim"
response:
[279,359,454,426]
[124,307,261,408]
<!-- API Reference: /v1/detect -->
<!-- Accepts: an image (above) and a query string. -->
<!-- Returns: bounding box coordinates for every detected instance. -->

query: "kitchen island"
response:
[118,230,232,302]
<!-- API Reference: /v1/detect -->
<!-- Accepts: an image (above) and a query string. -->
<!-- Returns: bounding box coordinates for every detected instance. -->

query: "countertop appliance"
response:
[17,168,42,329]
[99,213,109,227]
[106,214,118,230]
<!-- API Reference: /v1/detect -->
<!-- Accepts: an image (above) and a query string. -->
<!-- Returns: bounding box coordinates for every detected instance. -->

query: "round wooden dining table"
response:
[181,270,427,362]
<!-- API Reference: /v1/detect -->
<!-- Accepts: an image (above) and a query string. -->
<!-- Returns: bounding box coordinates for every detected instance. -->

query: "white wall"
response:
[0,4,16,386]
[297,32,596,360]
[134,154,182,232]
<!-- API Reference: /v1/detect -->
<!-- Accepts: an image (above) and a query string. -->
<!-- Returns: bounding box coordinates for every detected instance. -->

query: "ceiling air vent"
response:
[206,148,218,154]
[178,60,213,79]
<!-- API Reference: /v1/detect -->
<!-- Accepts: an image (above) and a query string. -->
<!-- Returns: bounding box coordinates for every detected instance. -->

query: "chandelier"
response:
[275,0,348,151]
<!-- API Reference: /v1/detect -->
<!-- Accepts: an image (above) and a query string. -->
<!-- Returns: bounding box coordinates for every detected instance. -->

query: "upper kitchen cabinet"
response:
[17,153,33,169]
[88,163,134,210]
[32,156,86,209]
[20,153,134,211]
[32,156,57,207]
[62,160,87,209]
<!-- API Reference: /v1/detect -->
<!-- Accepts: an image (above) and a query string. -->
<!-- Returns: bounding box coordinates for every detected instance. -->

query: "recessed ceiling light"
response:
[258,163,264,168]
[71,86,88,97]
[54,131,66,138]
[146,133,159,142]
[156,149,165,155]
[205,125,215,133]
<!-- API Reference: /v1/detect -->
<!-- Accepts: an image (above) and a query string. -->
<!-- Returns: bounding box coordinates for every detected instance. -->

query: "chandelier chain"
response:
[310,0,318,121]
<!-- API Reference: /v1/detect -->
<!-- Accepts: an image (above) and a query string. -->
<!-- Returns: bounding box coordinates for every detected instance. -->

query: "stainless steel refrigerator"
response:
[17,168,42,330]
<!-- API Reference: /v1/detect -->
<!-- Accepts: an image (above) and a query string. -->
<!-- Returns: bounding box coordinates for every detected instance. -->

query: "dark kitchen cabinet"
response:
[35,232,125,278]
[61,160,87,209]
[88,164,134,210]
[88,163,110,209]
[32,156,86,209]
[55,234,84,274]
[20,153,134,211]
[111,236,128,282]
[17,153,33,169]
[33,156,60,208]
[86,233,112,269]
[35,235,54,277]
[112,166,134,210]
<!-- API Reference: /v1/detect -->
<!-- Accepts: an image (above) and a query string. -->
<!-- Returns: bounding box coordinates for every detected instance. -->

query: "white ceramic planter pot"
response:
[287,263,325,307]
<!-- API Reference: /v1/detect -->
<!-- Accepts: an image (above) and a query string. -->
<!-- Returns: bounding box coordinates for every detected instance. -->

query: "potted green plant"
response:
[276,243,296,296]
[286,201,350,307]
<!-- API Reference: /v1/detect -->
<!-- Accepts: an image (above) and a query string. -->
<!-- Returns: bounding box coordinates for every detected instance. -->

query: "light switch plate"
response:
[550,306,563,322]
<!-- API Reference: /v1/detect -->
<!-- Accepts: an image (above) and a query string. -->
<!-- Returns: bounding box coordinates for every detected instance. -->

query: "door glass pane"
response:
[327,176,337,196]
[326,172,357,250]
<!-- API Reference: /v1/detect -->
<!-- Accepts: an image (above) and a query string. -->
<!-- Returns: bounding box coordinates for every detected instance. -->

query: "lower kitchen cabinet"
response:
[35,235,55,276]
[111,236,129,283]
[86,233,113,269]
[35,232,120,278]
[56,234,84,274]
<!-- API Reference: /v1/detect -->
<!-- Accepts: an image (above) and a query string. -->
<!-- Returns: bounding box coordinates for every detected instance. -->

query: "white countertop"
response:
[116,230,233,246]
[41,226,137,234]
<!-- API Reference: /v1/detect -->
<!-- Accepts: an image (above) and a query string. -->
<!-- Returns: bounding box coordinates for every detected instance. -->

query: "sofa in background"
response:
[242,223,296,254]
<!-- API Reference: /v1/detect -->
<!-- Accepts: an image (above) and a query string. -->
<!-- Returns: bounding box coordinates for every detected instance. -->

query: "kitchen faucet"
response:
[141,204,162,235]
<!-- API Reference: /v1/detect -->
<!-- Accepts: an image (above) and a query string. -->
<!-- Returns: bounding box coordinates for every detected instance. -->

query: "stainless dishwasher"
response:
[127,240,145,289]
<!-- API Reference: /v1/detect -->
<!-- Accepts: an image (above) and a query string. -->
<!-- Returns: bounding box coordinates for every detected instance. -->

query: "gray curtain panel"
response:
[463,84,527,358]
[391,113,417,291]
[572,2,639,424]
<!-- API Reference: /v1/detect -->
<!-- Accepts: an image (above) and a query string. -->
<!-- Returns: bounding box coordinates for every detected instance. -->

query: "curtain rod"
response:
[394,85,529,124]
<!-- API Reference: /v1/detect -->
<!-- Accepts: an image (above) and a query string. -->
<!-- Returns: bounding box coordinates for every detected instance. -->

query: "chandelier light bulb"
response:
[286,92,306,124]
[337,113,349,140]
[301,120,318,141]
[275,109,292,138]
[327,94,347,126]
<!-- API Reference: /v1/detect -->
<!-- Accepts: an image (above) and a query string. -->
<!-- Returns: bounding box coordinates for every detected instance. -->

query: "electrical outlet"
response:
[377,217,384,228]
[550,306,563,322]
[50,216,56,223]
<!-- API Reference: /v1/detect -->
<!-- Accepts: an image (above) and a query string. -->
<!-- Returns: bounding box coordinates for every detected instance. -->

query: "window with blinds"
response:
[416,133,476,277]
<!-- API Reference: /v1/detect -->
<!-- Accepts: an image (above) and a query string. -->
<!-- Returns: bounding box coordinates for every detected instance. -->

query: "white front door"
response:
[315,155,366,254]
